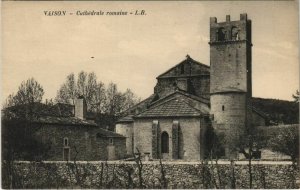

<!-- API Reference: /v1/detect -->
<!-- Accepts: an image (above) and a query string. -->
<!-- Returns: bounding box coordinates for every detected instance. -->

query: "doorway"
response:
[63,147,70,161]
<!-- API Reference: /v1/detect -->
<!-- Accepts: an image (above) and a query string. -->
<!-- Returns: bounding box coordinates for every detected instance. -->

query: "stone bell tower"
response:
[209,14,252,159]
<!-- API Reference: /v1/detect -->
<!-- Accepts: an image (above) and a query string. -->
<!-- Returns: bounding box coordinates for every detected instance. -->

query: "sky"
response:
[2,1,299,102]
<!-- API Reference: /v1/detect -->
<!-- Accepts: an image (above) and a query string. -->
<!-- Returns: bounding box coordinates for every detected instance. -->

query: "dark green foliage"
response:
[268,125,299,162]
[252,97,299,124]
[292,90,299,103]
[94,113,117,131]
[2,103,52,162]
[204,126,225,159]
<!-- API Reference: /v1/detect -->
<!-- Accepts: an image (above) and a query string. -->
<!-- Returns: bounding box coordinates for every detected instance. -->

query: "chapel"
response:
[116,14,268,160]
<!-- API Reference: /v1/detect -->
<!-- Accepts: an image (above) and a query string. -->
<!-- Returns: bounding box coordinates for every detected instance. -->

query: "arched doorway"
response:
[161,132,169,159]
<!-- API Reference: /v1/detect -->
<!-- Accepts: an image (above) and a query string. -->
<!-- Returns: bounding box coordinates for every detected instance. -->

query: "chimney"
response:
[75,96,87,119]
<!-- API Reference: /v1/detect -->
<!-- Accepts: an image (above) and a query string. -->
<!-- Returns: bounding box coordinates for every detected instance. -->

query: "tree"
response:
[2,113,51,161]
[121,89,141,113]
[204,125,225,159]
[237,125,266,189]
[55,73,76,104]
[86,73,106,113]
[77,71,88,97]
[268,125,299,163]
[56,72,141,131]
[3,93,16,108]
[104,86,141,116]
[87,82,106,113]
[56,71,108,113]
[105,82,123,115]
[205,125,264,189]
[2,78,48,160]
[2,78,50,188]
[4,78,44,108]
[292,90,299,103]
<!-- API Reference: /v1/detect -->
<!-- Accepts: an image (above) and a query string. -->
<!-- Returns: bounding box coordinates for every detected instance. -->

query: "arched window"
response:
[222,105,225,111]
[161,132,169,153]
[109,138,114,145]
[217,27,226,41]
[231,26,239,40]
[63,138,70,161]
[64,137,69,147]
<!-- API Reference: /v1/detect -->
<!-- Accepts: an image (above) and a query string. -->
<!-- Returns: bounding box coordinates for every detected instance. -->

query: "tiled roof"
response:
[36,116,97,126]
[135,98,202,118]
[3,103,97,127]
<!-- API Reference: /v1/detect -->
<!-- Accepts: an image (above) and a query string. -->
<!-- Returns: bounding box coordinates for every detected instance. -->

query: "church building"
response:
[116,14,267,160]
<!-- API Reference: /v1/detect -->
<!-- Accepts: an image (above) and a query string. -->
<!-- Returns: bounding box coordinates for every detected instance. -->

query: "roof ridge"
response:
[156,57,187,78]
[33,115,98,126]
[188,57,210,68]
[149,91,209,108]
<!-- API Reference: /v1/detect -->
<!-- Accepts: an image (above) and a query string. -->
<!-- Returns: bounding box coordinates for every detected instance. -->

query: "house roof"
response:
[117,91,210,122]
[96,128,126,138]
[36,116,98,126]
[3,102,97,127]
[135,97,205,118]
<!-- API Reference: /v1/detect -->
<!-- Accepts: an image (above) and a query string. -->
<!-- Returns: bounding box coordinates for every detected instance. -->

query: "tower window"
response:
[231,26,239,40]
[217,27,226,41]
[222,105,225,111]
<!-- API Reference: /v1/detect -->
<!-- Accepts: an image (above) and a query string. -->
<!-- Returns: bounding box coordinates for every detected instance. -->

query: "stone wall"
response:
[210,93,246,125]
[133,117,204,160]
[5,161,298,189]
[115,122,134,155]
[154,58,210,99]
[37,125,126,161]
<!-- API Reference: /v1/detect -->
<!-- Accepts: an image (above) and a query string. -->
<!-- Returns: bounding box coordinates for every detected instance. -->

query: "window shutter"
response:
[172,121,179,159]
[152,120,159,159]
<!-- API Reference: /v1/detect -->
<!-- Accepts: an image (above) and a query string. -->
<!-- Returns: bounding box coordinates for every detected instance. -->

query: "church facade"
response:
[116,14,267,160]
